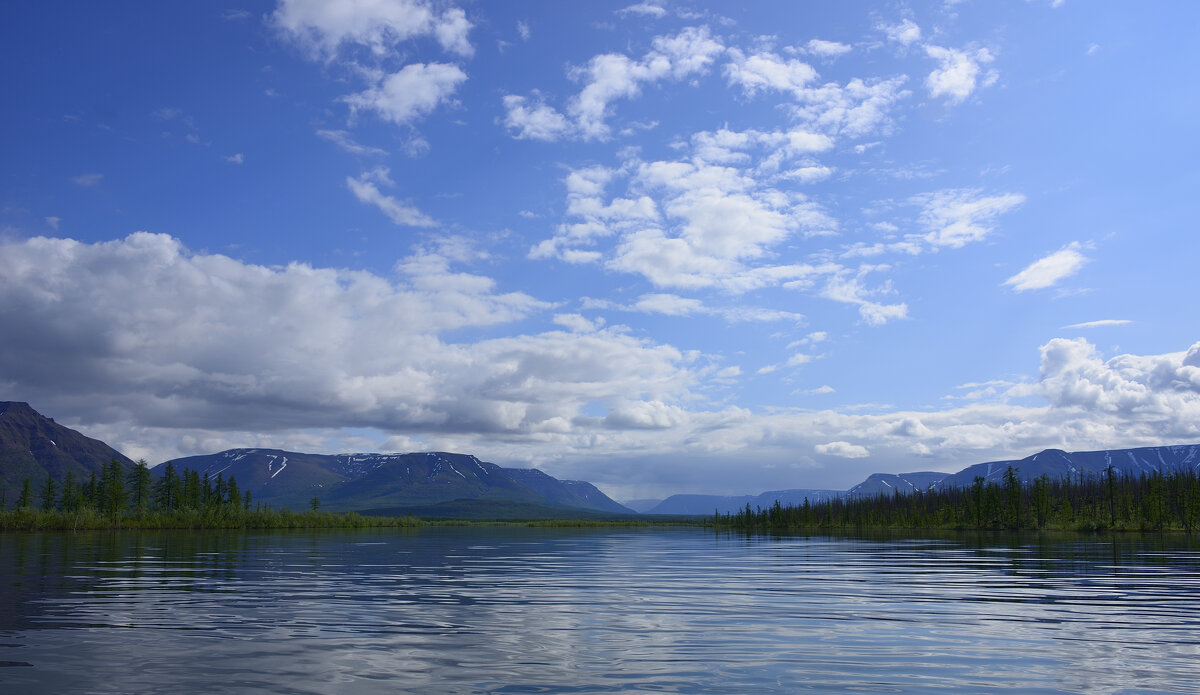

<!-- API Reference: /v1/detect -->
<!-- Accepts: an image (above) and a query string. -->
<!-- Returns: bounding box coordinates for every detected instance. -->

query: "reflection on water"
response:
[2,528,1200,693]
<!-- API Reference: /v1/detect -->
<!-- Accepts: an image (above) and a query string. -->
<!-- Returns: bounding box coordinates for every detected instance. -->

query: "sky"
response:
[2,1,1199,502]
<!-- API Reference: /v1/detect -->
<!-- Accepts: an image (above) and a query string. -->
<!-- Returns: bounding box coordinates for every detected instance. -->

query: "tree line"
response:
[0,459,420,532]
[716,466,1200,533]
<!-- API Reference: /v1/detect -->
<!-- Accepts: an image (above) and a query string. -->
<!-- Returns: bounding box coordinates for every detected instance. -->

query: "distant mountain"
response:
[160,448,633,514]
[648,444,1200,515]
[649,488,842,516]
[0,401,136,497]
[931,445,1200,490]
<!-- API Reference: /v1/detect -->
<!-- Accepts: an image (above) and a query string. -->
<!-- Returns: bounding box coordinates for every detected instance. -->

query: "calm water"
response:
[2,528,1200,694]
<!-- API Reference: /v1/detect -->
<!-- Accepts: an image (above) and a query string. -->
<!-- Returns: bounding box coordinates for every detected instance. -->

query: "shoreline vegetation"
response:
[715,465,1200,533]
[3,459,1199,534]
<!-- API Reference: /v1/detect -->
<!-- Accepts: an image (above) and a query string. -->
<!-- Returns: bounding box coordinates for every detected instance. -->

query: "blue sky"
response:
[2,1,1199,500]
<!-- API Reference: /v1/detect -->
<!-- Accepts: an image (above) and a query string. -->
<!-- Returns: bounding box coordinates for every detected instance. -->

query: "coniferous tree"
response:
[226,476,240,508]
[18,477,33,509]
[61,470,79,511]
[99,459,128,516]
[41,474,57,511]
[83,471,98,508]
[128,459,152,514]
[154,461,179,511]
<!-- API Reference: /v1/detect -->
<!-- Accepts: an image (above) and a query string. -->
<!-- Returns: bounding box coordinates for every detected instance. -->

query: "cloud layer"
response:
[2,234,1197,498]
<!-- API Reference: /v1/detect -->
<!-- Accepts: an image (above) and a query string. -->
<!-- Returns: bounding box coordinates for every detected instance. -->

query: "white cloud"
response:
[272,0,472,59]
[617,2,667,18]
[224,153,244,164]
[501,94,573,141]
[346,167,437,227]
[815,441,870,458]
[316,129,387,156]
[503,27,724,142]
[0,233,717,448]
[633,293,706,316]
[1038,338,1200,423]
[804,385,836,395]
[818,267,908,326]
[1062,319,1132,329]
[724,49,818,96]
[553,313,604,333]
[517,21,531,41]
[45,216,61,230]
[1004,242,1089,292]
[433,7,473,58]
[805,39,852,58]
[71,173,104,187]
[924,45,997,104]
[879,19,921,46]
[725,50,909,139]
[344,62,467,125]
[913,188,1025,249]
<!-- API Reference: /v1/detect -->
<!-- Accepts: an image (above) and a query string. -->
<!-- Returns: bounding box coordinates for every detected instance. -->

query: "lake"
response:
[2,527,1199,693]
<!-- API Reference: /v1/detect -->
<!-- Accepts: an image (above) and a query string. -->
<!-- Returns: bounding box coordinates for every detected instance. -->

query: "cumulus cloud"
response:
[532,133,845,295]
[924,45,998,104]
[1004,242,1089,292]
[724,50,909,139]
[224,153,244,164]
[346,167,437,227]
[804,39,852,59]
[501,94,573,141]
[0,233,719,450]
[1038,338,1200,427]
[344,62,467,125]
[879,19,921,46]
[272,0,472,135]
[502,26,724,141]
[272,0,473,59]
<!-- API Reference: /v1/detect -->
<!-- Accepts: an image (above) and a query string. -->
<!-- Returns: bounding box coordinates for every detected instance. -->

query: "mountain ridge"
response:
[160,447,634,514]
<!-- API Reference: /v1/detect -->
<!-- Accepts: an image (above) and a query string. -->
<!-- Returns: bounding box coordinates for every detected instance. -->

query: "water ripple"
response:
[2,529,1200,693]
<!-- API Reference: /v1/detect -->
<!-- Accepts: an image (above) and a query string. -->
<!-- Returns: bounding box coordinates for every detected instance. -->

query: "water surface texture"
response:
[2,528,1199,693]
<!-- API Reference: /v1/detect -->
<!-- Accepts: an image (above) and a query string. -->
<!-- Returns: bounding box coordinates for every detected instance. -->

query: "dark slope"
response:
[0,401,136,495]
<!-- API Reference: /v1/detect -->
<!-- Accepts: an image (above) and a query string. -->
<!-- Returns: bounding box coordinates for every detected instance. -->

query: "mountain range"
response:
[645,444,1200,515]
[162,448,633,514]
[5,401,1200,517]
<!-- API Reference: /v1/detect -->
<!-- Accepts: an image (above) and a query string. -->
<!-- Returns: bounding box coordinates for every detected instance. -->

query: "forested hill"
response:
[0,401,135,494]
